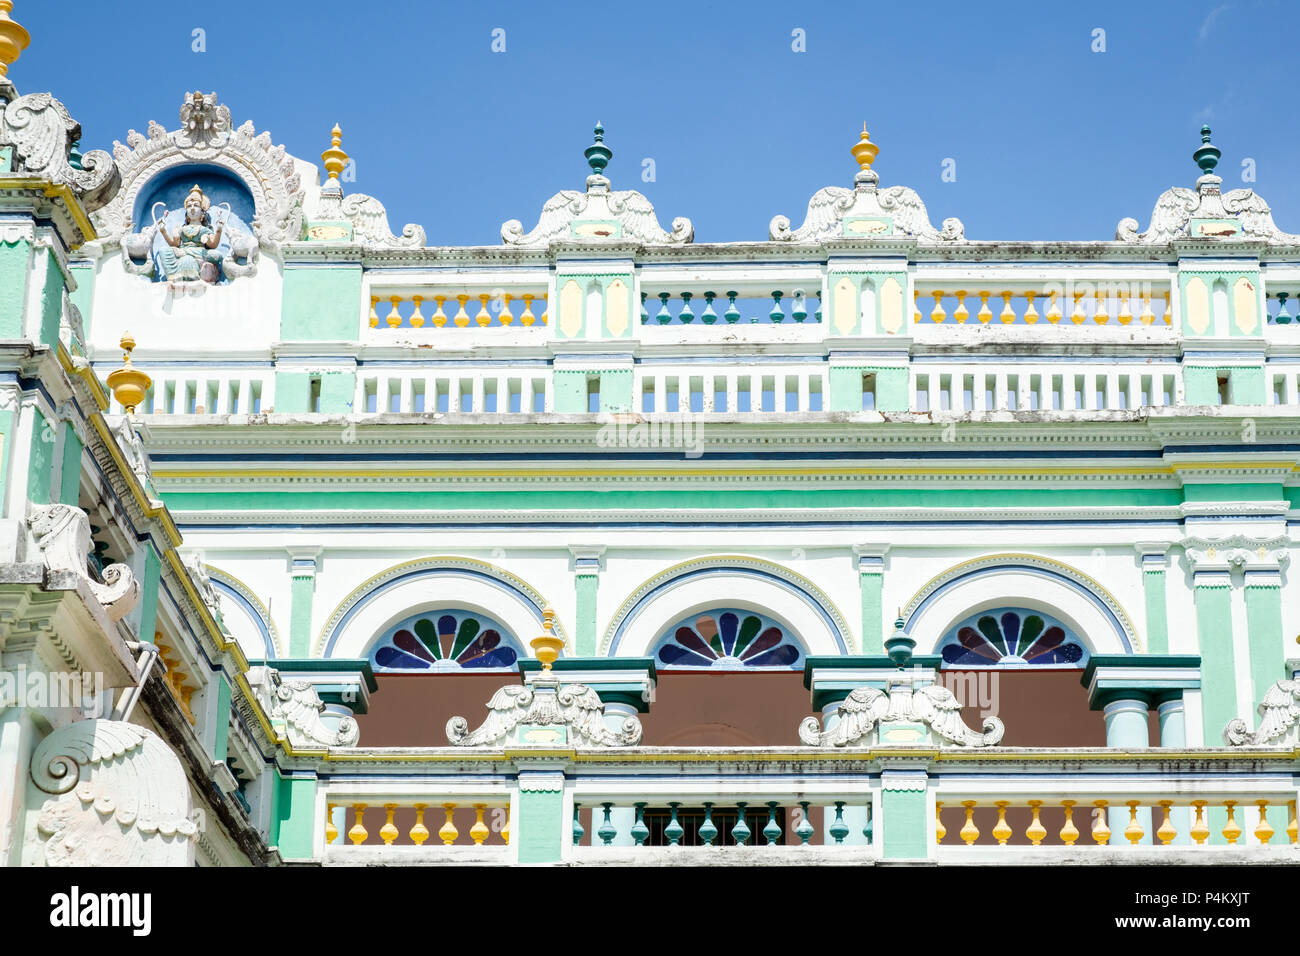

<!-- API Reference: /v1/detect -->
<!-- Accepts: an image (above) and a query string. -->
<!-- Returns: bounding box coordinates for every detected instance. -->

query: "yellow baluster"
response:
[540,292,548,326]
[1190,801,1210,845]
[347,803,368,845]
[953,291,969,324]
[913,289,921,324]
[368,296,380,329]
[999,291,1015,324]
[410,803,429,846]
[976,291,992,324]
[1156,800,1177,845]
[520,294,536,327]
[935,801,946,844]
[1124,801,1144,845]
[439,803,459,845]
[1139,290,1155,325]
[431,295,448,328]
[1094,289,1109,325]
[1117,291,1133,325]
[1287,800,1298,845]
[959,800,980,845]
[409,295,425,328]
[1091,800,1110,844]
[502,806,511,844]
[476,293,493,327]
[1222,801,1242,845]
[1161,290,1172,325]
[499,293,515,326]
[1070,290,1087,325]
[1254,800,1273,844]
[1023,290,1039,325]
[1059,800,1079,846]
[1026,800,1046,846]
[324,803,338,844]
[386,296,403,328]
[992,801,1012,845]
[930,290,946,324]
[1046,289,1062,324]
[471,804,490,845]
[380,803,399,845]
[453,294,471,328]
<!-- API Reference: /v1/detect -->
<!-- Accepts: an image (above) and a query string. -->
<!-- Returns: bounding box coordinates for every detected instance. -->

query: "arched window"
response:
[653,609,804,670]
[369,610,522,672]
[938,608,1087,667]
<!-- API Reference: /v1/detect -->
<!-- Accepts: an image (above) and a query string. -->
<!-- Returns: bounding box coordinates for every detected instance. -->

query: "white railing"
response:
[104,367,275,416]
[355,368,551,414]
[634,364,827,413]
[911,365,1182,413]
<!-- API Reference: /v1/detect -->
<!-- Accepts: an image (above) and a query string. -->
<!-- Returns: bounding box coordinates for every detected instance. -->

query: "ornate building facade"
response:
[1,4,1297,866]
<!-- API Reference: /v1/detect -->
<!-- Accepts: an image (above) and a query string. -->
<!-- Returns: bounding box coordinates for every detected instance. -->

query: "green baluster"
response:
[724,291,740,324]
[792,288,808,323]
[701,291,718,325]
[597,802,617,846]
[665,802,684,846]
[640,291,650,325]
[769,290,785,324]
[699,802,718,846]
[678,291,694,324]
[864,803,873,845]
[763,801,782,844]
[572,803,584,846]
[829,801,849,844]
[631,802,649,846]
[1277,292,1292,325]
[656,292,673,325]
[732,802,751,845]
[814,296,823,323]
[795,800,814,845]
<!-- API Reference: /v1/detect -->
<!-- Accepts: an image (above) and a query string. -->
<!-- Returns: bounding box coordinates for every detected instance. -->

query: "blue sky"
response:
[13,0,1300,245]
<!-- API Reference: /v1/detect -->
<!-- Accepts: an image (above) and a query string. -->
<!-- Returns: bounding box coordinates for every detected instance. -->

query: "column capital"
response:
[1134,541,1172,567]
[287,547,321,577]
[568,545,606,574]
[1181,535,1290,574]
[853,543,890,572]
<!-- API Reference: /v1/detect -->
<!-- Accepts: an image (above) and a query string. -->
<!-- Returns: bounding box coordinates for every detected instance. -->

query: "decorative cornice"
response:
[1180,534,1291,572]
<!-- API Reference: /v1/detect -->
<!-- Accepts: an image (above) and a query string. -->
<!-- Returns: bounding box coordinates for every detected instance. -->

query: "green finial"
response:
[68,139,83,171]
[1193,124,1220,176]
[584,121,612,178]
[885,608,915,668]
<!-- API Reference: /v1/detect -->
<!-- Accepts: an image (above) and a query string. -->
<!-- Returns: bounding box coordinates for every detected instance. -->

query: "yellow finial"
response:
[851,124,879,172]
[106,333,152,414]
[0,1,30,78]
[321,123,348,185]
[531,605,564,670]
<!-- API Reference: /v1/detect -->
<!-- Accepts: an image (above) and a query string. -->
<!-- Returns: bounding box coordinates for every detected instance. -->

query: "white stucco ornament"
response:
[0,91,120,211]
[1224,680,1300,747]
[771,126,964,243]
[448,677,643,748]
[247,666,360,748]
[29,719,202,866]
[501,123,692,247]
[27,503,140,621]
[1116,126,1300,245]
[800,680,1004,748]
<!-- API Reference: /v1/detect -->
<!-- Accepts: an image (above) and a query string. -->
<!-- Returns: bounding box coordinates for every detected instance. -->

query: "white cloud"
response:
[1199,4,1231,41]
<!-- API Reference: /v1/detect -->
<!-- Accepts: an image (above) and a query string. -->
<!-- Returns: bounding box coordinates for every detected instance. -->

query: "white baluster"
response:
[798,373,810,412]
[400,376,412,414]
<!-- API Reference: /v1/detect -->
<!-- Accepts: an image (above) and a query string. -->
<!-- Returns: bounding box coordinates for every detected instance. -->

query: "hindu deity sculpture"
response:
[156,185,226,283]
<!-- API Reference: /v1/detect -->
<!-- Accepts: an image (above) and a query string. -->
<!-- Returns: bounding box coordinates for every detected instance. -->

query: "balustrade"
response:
[912,365,1181,413]
[639,288,823,326]
[912,282,1173,328]
[636,365,826,413]
[323,798,511,853]
[356,369,550,414]
[1265,289,1300,326]
[106,369,273,416]
[367,289,549,330]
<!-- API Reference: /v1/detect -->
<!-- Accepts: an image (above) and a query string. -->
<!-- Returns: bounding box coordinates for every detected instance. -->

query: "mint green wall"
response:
[881,788,926,859]
[552,370,588,413]
[320,371,356,413]
[27,408,54,505]
[212,675,232,762]
[280,266,362,341]
[598,370,632,412]
[36,248,64,348]
[68,263,95,336]
[0,240,29,338]
[274,772,318,860]
[58,422,83,505]
[829,366,908,412]
[860,571,883,653]
[1183,482,1283,503]
[575,574,598,656]
[1183,367,1218,405]
[1142,568,1169,654]
[290,574,314,656]
[138,546,162,643]
[1228,366,1264,405]
[1244,584,1283,701]
[1193,583,1235,743]
[274,372,312,413]
[516,788,563,863]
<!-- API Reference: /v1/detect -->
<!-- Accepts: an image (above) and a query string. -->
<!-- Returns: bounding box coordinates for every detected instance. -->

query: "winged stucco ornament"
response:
[800,680,1004,748]
[1223,680,1300,746]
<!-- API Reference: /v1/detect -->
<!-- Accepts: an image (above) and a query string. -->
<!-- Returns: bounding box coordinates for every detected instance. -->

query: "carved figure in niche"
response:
[155,184,226,283]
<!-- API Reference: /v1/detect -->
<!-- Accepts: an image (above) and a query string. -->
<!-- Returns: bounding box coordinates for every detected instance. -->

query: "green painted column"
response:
[26,407,54,505]
[1103,696,1152,841]
[137,545,162,643]
[288,552,319,657]
[273,372,312,413]
[212,675,232,763]
[1192,572,1236,742]
[879,767,928,860]
[0,238,31,338]
[1183,367,1220,405]
[1243,573,1284,702]
[515,767,565,863]
[57,421,83,505]
[854,546,887,654]
[1138,546,1170,653]
[569,547,604,657]
[829,366,909,412]
[552,370,588,413]
[280,265,363,340]
[273,771,319,860]
[320,370,356,413]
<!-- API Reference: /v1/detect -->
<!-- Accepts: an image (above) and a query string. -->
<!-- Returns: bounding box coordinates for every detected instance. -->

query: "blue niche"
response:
[132,164,256,283]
